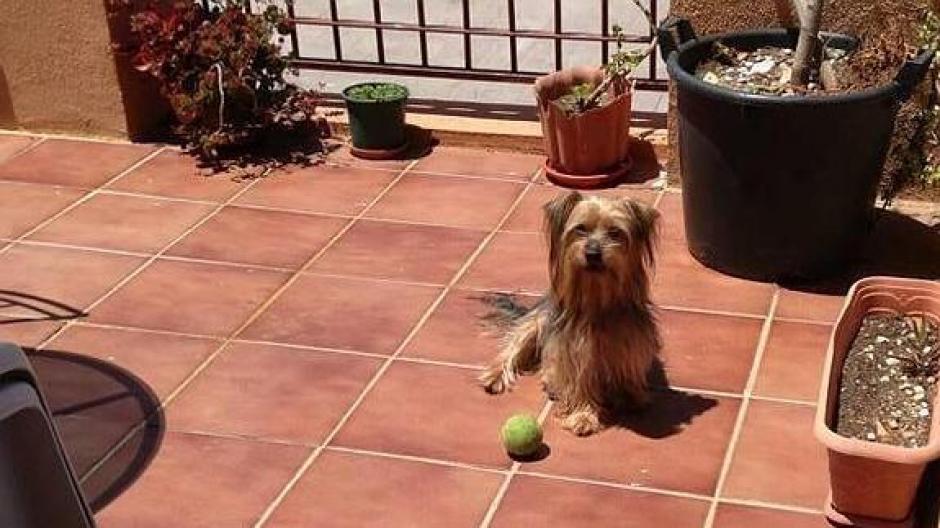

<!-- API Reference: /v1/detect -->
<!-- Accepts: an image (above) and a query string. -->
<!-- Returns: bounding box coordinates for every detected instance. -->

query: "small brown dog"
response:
[480,191,661,436]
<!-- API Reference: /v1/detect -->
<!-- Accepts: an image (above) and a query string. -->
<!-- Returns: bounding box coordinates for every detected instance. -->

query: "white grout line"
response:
[96,188,220,207]
[252,166,543,527]
[325,445,508,476]
[0,136,47,160]
[515,469,714,504]
[702,288,781,528]
[478,400,553,528]
[71,159,421,484]
[716,497,823,515]
[0,147,167,258]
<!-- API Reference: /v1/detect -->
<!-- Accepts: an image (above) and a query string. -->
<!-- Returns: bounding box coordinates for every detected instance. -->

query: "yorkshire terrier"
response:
[480,191,661,436]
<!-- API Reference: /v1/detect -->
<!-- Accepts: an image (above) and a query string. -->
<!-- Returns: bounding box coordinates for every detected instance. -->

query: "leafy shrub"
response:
[126,0,326,162]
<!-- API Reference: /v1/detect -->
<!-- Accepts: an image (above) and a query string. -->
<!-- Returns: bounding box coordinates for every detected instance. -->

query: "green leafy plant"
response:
[124,0,327,168]
[344,83,409,103]
[561,0,656,114]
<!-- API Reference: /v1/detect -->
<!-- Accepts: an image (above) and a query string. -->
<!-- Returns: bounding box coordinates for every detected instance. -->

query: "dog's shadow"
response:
[605,361,718,439]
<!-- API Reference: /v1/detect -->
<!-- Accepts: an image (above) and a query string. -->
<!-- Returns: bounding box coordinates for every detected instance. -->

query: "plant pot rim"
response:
[543,156,632,190]
[815,276,940,464]
[341,82,410,104]
[663,27,930,107]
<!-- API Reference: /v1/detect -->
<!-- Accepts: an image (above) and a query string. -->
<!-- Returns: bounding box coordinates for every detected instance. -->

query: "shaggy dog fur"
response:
[480,191,661,436]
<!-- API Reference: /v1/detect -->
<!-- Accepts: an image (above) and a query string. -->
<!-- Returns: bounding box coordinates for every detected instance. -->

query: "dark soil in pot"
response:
[837,313,940,447]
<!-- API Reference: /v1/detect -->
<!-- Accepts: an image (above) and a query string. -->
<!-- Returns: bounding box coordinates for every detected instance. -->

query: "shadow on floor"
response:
[783,210,940,296]
[606,360,718,439]
[25,348,164,513]
[0,290,86,325]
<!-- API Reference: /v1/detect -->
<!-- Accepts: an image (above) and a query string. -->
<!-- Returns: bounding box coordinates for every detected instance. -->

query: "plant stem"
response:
[582,0,658,110]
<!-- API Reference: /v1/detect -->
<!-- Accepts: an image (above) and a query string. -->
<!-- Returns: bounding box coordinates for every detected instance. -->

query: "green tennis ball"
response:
[501,413,543,457]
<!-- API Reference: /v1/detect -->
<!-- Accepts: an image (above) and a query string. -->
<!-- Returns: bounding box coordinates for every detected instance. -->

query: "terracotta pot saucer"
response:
[350,141,409,161]
[825,492,914,528]
[543,156,633,190]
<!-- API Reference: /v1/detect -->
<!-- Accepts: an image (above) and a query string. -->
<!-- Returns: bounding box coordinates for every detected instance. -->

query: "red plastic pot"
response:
[815,277,940,526]
[534,66,633,189]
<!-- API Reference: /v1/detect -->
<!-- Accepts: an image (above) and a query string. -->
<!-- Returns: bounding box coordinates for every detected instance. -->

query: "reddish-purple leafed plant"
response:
[127,0,325,161]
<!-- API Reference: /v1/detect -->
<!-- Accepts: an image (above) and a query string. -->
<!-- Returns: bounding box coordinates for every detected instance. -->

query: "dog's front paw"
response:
[562,410,602,436]
[479,367,509,395]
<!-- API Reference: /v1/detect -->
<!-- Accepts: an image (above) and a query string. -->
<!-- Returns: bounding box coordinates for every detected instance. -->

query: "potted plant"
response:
[534,1,657,189]
[342,82,409,160]
[657,3,935,281]
[816,276,940,525]
[126,0,327,169]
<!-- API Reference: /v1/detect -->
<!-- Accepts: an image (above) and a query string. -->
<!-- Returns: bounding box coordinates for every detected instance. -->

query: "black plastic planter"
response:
[342,82,409,160]
[658,19,934,281]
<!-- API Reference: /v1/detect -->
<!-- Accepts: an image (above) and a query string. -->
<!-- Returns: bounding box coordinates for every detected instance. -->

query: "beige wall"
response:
[0,0,166,139]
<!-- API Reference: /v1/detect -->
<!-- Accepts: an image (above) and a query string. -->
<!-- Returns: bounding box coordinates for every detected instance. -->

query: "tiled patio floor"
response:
[0,133,851,527]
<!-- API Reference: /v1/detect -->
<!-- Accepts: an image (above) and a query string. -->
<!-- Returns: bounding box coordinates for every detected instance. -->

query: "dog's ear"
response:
[543,191,583,255]
[622,199,660,268]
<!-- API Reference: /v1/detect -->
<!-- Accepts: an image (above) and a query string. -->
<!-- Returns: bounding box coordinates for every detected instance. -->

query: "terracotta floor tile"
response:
[723,399,829,509]
[29,193,213,253]
[402,289,538,366]
[45,325,220,400]
[0,182,86,239]
[460,231,548,294]
[412,146,541,181]
[656,192,686,244]
[167,206,346,269]
[776,289,846,323]
[713,504,829,527]
[324,144,411,171]
[754,321,832,402]
[90,259,289,336]
[0,319,64,348]
[107,149,246,202]
[526,393,738,495]
[0,245,144,318]
[333,361,544,469]
[660,309,763,394]
[492,475,709,528]
[170,342,381,444]
[0,139,153,188]
[94,432,307,528]
[654,248,775,316]
[502,183,657,233]
[235,165,397,216]
[311,220,485,284]
[241,274,440,354]
[267,450,503,527]
[366,174,524,230]
[0,135,35,163]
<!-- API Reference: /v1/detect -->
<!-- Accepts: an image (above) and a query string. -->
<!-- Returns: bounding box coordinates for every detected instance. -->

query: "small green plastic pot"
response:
[342,82,409,155]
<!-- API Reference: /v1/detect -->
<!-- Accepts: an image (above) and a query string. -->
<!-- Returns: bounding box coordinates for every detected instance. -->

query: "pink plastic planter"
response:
[534,66,633,189]
[816,277,940,526]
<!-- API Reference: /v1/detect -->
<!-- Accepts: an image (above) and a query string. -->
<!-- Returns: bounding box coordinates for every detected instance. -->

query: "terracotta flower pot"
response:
[534,66,633,189]
[815,276,940,526]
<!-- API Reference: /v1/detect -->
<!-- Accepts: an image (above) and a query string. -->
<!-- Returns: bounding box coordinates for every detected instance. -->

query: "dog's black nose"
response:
[585,244,604,269]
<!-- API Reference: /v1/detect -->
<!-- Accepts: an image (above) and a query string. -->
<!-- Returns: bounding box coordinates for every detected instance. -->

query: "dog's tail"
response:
[475,292,533,329]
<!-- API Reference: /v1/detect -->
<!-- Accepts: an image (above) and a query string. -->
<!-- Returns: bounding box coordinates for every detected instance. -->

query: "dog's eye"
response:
[573,224,589,236]
[607,228,625,241]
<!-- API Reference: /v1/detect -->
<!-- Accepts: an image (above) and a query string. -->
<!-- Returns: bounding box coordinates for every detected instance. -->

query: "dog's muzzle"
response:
[584,243,604,271]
